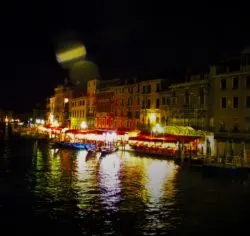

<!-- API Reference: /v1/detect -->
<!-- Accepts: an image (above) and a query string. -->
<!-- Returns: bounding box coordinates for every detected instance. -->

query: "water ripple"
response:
[0,139,250,234]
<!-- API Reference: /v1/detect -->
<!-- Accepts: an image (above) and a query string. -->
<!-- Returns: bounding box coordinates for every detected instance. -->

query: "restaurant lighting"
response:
[149,113,156,123]
[80,121,88,129]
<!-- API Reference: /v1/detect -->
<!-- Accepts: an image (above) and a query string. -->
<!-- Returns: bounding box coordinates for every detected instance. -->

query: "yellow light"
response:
[52,120,59,127]
[49,113,54,124]
[4,116,8,123]
[153,123,164,133]
[64,98,69,103]
[146,161,177,204]
[149,113,156,123]
[57,46,87,63]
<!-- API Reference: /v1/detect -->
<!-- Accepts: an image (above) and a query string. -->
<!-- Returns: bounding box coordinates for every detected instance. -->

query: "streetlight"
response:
[80,121,88,129]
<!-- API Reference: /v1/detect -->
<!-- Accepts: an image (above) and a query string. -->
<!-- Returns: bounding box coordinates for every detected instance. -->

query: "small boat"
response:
[51,141,96,150]
[101,146,118,157]
[72,143,86,150]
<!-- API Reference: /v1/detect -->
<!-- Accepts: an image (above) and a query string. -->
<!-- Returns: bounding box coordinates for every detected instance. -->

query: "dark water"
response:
[0,138,250,235]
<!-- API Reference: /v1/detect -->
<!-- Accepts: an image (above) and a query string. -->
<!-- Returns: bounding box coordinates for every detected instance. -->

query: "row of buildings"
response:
[46,48,250,140]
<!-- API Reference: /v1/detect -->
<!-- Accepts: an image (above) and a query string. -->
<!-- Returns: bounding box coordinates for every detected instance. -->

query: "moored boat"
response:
[100,146,118,157]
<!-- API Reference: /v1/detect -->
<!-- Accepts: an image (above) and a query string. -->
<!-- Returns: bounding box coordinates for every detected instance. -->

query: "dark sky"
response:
[1,2,250,112]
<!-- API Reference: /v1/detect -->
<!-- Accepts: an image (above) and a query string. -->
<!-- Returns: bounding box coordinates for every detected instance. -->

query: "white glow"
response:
[149,113,156,123]
[99,154,121,212]
[152,123,164,133]
[64,98,69,103]
[80,121,88,129]
[146,161,176,204]
[76,150,88,173]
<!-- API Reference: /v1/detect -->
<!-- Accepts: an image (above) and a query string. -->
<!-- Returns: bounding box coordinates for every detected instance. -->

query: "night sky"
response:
[1,2,250,112]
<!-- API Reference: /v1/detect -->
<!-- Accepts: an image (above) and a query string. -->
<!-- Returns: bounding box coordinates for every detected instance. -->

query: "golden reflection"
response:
[76,150,99,211]
[76,150,87,173]
[118,152,148,212]
[47,150,61,189]
[36,148,44,171]
[146,161,177,204]
[99,154,121,212]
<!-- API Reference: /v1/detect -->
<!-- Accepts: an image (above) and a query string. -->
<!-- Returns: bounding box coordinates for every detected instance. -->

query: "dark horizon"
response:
[1,3,250,113]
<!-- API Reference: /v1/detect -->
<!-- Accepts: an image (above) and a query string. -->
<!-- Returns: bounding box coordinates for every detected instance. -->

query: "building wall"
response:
[211,68,250,134]
[113,82,141,130]
[161,77,209,130]
[70,96,87,129]
[95,89,114,129]
[139,79,162,129]
[54,85,73,126]
[86,79,100,128]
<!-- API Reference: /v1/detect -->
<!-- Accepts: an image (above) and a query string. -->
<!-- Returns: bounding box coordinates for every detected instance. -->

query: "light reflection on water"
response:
[1,139,250,234]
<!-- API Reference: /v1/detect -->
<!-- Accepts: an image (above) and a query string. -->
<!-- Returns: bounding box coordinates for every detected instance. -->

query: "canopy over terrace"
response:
[164,126,211,136]
[133,133,200,143]
[65,129,105,135]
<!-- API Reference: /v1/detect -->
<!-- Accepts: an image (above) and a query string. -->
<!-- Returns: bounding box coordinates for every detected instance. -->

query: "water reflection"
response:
[75,150,99,212]
[146,161,177,205]
[99,153,121,213]
[1,139,250,234]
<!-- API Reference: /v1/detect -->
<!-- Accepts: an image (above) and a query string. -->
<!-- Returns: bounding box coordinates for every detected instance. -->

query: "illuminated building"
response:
[86,79,100,128]
[139,79,164,129]
[47,79,74,127]
[161,75,209,130]
[70,96,87,129]
[46,97,55,124]
[113,79,140,130]
[95,88,115,129]
[209,48,250,138]
[86,79,121,129]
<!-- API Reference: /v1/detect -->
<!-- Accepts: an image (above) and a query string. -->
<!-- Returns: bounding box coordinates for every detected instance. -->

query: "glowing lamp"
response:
[80,121,88,129]
[64,98,69,103]
[149,113,156,123]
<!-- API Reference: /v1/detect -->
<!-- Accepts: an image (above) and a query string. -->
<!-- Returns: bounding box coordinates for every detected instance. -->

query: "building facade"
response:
[161,75,209,130]
[95,88,115,129]
[210,65,250,137]
[139,79,163,130]
[113,79,140,130]
[86,79,100,128]
[70,96,87,129]
[46,80,73,127]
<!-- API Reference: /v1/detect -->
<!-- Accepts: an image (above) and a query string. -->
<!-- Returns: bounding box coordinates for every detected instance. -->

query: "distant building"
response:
[33,102,46,122]
[0,109,5,123]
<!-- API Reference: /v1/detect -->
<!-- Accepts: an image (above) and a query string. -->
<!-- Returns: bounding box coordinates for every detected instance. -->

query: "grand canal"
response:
[1,137,250,235]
